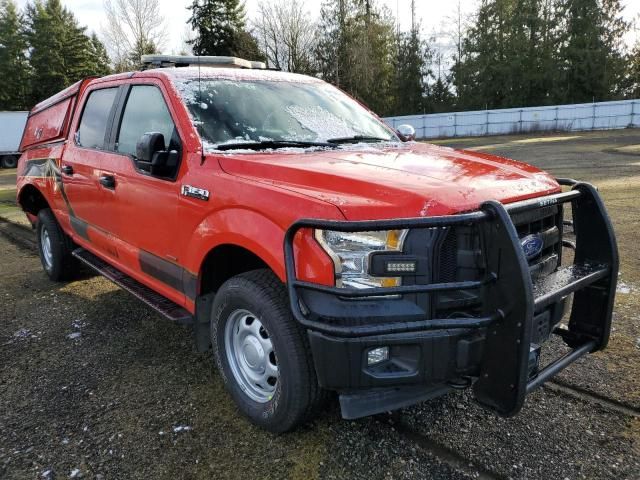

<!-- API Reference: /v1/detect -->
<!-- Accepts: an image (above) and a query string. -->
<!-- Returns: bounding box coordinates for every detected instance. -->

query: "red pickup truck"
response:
[16,55,618,433]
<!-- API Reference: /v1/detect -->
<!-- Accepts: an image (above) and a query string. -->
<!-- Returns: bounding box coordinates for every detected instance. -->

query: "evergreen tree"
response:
[126,37,157,70]
[451,0,630,109]
[315,0,350,87]
[0,0,30,110]
[25,0,111,104]
[505,0,557,106]
[429,77,456,113]
[393,28,430,115]
[316,0,396,115]
[348,1,396,115]
[626,42,640,98]
[25,0,67,104]
[555,0,628,103]
[62,10,102,80]
[187,0,263,60]
[89,33,112,78]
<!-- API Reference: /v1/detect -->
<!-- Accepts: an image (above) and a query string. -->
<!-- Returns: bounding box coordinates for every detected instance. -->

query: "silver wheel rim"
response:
[224,309,279,403]
[41,227,53,270]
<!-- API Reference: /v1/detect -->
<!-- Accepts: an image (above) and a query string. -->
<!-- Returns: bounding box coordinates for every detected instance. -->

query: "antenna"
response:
[411,0,416,32]
[198,57,205,165]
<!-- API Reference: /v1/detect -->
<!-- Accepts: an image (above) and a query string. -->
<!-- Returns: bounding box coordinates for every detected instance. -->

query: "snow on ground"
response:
[617,281,636,294]
[172,425,192,433]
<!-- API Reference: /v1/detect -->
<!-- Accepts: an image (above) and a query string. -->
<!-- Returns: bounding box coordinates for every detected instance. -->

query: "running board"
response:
[72,248,193,323]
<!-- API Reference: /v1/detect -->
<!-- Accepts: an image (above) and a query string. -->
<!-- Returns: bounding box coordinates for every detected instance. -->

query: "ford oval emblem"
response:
[521,234,544,259]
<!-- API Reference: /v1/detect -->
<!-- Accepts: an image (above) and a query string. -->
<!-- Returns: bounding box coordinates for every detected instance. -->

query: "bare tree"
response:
[253,0,317,73]
[178,24,195,56]
[102,0,167,72]
[448,0,467,74]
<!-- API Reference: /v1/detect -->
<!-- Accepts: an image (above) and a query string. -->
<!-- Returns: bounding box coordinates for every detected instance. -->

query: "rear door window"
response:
[116,85,178,157]
[77,88,118,149]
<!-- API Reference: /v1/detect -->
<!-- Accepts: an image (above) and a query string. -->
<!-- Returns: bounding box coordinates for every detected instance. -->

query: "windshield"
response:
[176,78,399,150]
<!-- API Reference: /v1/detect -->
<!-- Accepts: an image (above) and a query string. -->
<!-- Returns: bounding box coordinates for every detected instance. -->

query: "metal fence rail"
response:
[383,99,640,139]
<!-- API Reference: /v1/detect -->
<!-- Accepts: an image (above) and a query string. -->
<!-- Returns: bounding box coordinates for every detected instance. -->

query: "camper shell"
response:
[20,79,95,151]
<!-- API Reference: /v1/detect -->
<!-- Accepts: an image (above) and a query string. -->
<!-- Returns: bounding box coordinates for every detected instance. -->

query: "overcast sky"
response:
[14,0,640,55]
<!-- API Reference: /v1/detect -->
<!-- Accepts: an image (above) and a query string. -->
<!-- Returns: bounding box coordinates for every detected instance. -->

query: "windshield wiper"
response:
[326,135,393,144]
[214,140,337,151]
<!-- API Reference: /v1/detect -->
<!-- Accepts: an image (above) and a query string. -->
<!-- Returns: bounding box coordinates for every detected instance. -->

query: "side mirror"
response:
[136,132,165,163]
[135,132,179,177]
[397,124,416,142]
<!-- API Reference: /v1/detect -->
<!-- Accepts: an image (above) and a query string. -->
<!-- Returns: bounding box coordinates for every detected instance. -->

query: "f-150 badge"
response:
[181,185,210,201]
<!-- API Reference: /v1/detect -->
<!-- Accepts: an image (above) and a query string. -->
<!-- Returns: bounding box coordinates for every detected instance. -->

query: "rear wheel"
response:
[1,155,18,169]
[211,269,324,433]
[36,209,76,281]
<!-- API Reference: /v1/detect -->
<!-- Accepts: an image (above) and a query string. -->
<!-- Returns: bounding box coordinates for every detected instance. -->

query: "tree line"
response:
[453,0,632,110]
[198,0,640,115]
[1,0,639,117]
[0,0,110,110]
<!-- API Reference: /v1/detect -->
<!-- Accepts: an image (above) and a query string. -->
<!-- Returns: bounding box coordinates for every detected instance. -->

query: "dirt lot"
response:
[1,129,639,479]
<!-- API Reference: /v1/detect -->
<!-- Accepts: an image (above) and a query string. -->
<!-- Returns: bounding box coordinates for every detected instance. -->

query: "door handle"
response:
[99,174,116,190]
[61,165,74,175]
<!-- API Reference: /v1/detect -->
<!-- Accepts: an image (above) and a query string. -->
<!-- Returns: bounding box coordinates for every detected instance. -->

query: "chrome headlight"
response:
[315,229,408,289]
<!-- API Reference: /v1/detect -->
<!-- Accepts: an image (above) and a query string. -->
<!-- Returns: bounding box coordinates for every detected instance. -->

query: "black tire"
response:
[211,269,323,433]
[1,155,18,168]
[36,208,77,281]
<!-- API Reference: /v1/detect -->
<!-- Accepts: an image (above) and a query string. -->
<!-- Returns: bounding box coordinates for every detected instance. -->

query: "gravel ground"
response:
[1,129,640,479]
[0,233,478,480]
[404,389,639,479]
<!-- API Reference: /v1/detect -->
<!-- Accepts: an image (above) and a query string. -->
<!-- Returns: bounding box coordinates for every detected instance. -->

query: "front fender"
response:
[184,207,286,280]
[183,206,339,289]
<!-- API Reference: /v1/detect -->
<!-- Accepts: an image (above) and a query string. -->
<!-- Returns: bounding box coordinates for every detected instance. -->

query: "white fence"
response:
[383,99,640,139]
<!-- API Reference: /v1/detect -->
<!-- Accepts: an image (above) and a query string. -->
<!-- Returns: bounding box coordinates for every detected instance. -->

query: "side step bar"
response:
[532,263,610,310]
[72,248,193,324]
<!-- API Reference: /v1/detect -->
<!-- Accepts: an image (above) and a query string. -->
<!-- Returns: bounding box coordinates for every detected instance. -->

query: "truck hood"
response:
[216,143,560,220]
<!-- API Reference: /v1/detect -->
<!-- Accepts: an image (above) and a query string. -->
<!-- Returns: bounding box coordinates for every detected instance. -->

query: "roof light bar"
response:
[140,55,267,70]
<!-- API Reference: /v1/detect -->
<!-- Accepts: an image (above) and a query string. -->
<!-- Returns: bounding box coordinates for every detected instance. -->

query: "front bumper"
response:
[284,180,618,418]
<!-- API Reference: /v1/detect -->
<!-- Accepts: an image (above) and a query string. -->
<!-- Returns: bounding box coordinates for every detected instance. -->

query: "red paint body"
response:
[16,69,561,314]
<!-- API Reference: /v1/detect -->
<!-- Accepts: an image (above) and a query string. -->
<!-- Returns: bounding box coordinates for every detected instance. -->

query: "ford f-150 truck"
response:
[16,55,618,433]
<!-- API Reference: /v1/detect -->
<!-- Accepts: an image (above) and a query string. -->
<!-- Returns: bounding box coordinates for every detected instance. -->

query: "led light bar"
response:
[141,55,267,70]
[385,261,417,273]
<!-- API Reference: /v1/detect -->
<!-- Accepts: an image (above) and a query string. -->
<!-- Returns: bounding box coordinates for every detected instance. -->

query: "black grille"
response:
[438,230,458,282]
[434,226,484,315]
[433,205,563,316]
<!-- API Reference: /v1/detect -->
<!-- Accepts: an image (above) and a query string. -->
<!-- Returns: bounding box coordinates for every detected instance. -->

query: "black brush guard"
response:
[283,180,618,416]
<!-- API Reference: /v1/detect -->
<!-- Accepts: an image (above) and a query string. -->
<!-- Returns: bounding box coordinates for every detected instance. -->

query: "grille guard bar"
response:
[283,180,618,416]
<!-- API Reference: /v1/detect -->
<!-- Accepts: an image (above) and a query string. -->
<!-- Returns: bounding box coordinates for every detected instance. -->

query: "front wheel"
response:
[211,269,324,433]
